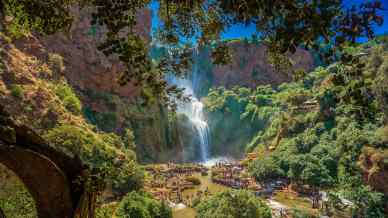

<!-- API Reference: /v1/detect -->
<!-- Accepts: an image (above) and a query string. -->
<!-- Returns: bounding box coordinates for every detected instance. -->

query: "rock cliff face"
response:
[14,7,151,98]
[212,41,314,89]
[191,40,315,98]
[2,7,184,163]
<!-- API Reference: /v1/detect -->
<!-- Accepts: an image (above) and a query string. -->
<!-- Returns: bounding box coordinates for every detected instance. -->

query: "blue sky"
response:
[150,0,388,41]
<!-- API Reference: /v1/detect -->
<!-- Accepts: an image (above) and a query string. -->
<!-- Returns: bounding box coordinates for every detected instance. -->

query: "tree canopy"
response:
[115,191,172,218]
[203,38,388,217]
[195,190,272,218]
[0,0,384,106]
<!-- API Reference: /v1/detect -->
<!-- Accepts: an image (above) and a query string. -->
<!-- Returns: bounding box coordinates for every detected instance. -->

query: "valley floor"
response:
[143,161,325,218]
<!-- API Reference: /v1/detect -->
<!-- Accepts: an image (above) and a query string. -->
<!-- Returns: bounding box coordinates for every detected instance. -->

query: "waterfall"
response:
[187,98,210,162]
[168,75,211,162]
[161,45,211,162]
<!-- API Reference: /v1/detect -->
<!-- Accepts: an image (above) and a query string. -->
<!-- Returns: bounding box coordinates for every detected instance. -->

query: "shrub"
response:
[115,191,172,218]
[185,176,201,185]
[0,164,37,218]
[290,209,316,218]
[43,124,138,187]
[375,125,388,146]
[63,96,82,115]
[55,82,82,115]
[10,84,23,98]
[248,156,284,183]
[195,190,272,218]
[123,128,136,150]
[23,105,33,113]
[3,1,32,38]
[96,204,116,218]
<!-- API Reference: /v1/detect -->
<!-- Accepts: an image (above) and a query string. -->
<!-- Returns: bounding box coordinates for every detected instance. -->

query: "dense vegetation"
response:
[43,124,140,191]
[195,190,272,218]
[115,191,172,218]
[0,164,37,218]
[204,37,388,217]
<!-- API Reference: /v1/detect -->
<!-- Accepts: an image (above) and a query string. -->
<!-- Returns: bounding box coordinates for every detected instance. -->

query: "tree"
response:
[115,191,172,218]
[288,154,334,188]
[43,124,139,188]
[345,185,385,218]
[249,156,284,183]
[1,0,384,104]
[0,207,5,218]
[195,190,272,218]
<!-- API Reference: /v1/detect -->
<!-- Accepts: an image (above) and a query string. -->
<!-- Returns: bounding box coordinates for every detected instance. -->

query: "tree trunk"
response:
[0,207,5,218]
[0,1,4,32]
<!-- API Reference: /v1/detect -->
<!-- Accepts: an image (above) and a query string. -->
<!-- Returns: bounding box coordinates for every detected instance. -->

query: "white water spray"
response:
[163,45,212,162]
[168,75,210,162]
[187,98,210,162]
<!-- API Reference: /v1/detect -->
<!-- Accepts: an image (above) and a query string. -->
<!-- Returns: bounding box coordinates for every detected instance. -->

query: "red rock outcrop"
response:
[2,6,180,162]
[212,41,314,88]
[13,7,151,98]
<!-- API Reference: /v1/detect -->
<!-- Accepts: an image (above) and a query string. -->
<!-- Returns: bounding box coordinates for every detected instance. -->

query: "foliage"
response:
[114,167,145,196]
[123,128,136,150]
[248,156,284,183]
[115,191,172,218]
[9,84,23,98]
[43,124,140,189]
[96,203,116,218]
[54,81,82,115]
[202,86,276,155]
[81,90,123,132]
[184,176,201,185]
[2,0,73,36]
[3,0,36,38]
[0,165,37,218]
[195,190,272,218]
[344,185,386,218]
[287,154,335,187]
[290,209,317,218]
[204,40,388,216]
[1,0,384,103]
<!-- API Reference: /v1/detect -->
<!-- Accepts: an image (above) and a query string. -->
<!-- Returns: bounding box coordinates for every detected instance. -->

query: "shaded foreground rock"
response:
[0,106,88,218]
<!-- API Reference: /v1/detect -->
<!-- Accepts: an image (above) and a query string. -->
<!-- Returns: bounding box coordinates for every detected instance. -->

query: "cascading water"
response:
[188,98,210,162]
[162,45,212,162]
[168,76,211,162]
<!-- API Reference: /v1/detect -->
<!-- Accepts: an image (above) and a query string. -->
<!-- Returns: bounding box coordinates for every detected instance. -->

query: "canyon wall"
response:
[192,40,315,98]
[3,7,184,163]
[212,41,314,88]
